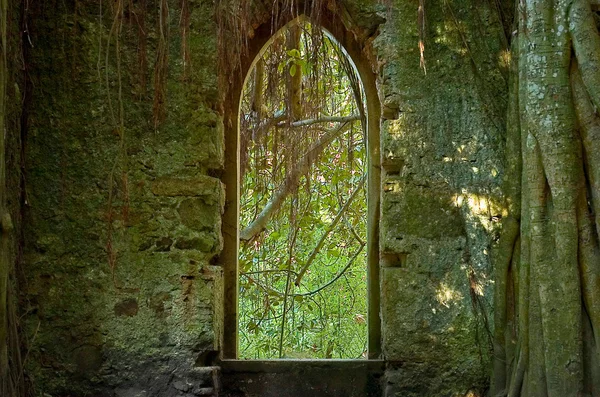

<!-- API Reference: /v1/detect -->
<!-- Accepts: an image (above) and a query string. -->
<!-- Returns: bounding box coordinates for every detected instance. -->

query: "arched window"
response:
[221,11,381,360]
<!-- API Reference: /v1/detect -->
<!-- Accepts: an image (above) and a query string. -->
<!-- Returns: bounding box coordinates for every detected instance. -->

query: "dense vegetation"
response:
[238,21,368,359]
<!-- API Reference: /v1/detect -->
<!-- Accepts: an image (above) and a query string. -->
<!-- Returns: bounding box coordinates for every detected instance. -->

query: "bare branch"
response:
[241,243,365,298]
[241,269,299,277]
[294,174,366,286]
[244,111,286,145]
[241,274,283,297]
[277,114,360,128]
[239,121,353,242]
[294,243,365,297]
[345,218,365,246]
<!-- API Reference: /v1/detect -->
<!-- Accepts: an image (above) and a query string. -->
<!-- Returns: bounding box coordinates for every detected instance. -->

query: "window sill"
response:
[219,359,385,397]
[219,358,385,373]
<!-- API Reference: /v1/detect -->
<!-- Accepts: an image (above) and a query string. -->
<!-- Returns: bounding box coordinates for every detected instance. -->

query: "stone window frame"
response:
[220,8,382,360]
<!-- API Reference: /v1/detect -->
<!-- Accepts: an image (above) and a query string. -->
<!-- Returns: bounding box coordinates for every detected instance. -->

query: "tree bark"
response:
[492,0,600,395]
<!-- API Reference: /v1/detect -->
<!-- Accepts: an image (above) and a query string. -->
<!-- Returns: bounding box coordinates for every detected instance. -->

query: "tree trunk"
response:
[492,0,600,395]
[286,23,302,121]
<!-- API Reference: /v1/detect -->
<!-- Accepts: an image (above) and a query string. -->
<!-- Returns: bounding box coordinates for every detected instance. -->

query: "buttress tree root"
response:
[491,0,600,396]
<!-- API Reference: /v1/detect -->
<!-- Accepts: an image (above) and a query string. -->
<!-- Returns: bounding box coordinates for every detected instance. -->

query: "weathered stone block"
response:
[381,184,463,251]
[73,344,103,374]
[381,251,477,362]
[151,175,224,204]
[381,243,489,396]
[172,379,192,392]
[178,198,222,233]
[114,298,139,317]
[155,236,174,251]
[175,235,216,252]
[114,387,149,397]
[384,363,485,397]
[381,267,437,361]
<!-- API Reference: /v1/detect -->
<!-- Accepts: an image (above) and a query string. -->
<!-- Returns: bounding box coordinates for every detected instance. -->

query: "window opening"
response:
[238,20,368,359]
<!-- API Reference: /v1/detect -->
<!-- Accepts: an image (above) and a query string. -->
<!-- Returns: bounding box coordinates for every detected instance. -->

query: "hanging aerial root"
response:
[523,0,583,392]
[505,136,540,397]
[571,66,600,348]
[507,345,525,396]
[524,133,549,397]
[572,66,600,240]
[492,33,523,394]
[570,0,600,111]
[503,35,522,218]
[251,58,265,119]
[528,262,548,397]
[286,23,302,121]
[153,0,169,127]
[492,216,519,396]
[180,0,191,80]
[505,239,519,380]
[576,178,600,351]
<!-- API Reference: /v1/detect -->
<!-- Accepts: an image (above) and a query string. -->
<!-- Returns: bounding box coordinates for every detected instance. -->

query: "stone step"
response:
[169,365,221,397]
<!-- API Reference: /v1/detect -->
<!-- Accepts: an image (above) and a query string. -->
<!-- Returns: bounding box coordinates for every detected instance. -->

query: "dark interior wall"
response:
[9,0,510,396]
[1,0,27,393]
[20,1,223,395]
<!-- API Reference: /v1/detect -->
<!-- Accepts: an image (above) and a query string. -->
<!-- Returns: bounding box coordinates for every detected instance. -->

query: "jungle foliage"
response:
[238,21,369,359]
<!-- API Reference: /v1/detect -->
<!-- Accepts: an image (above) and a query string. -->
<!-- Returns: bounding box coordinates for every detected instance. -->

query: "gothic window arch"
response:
[221,9,381,360]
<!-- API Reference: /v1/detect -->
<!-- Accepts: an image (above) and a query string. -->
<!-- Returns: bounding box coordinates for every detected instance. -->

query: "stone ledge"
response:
[219,359,384,397]
[219,359,385,373]
[151,175,224,199]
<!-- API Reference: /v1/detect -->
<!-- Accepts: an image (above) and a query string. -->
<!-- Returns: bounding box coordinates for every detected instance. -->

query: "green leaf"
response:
[299,60,311,75]
[247,320,259,332]
[290,64,297,77]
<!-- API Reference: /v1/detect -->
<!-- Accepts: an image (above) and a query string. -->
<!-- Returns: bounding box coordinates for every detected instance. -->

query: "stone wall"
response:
[376,0,507,395]
[1,0,26,393]
[13,0,509,396]
[21,1,222,395]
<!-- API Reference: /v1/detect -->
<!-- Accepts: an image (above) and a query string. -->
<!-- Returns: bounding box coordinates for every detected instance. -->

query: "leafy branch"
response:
[239,120,355,242]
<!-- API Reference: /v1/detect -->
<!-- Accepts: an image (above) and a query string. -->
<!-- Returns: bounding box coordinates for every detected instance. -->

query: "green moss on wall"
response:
[15,0,509,396]
[21,0,223,395]
[374,0,507,395]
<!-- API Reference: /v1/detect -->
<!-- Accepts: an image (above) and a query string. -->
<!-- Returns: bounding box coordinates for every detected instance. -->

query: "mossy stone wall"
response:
[15,0,508,396]
[1,0,26,392]
[21,1,222,395]
[375,0,507,395]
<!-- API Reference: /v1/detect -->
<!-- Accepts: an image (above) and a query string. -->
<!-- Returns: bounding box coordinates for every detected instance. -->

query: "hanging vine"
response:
[152,0,169,128]
[180,0,191,81]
